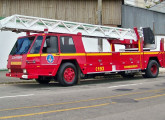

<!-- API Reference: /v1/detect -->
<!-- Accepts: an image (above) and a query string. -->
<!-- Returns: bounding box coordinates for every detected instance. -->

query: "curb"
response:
[0,81,36,85]
[0,69,7,71]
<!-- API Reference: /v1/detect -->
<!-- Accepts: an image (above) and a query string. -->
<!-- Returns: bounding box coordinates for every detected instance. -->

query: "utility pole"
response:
[98,0,103,52]
[98,0,102,25]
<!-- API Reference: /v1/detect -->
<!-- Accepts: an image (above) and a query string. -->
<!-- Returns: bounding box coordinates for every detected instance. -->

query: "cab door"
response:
[40,35,60,76]
[27,36,44,75]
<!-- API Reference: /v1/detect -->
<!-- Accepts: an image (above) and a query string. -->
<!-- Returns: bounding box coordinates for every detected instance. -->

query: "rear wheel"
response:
[57,63,77,86]
[36,76,51,84]
[144,60,159,78]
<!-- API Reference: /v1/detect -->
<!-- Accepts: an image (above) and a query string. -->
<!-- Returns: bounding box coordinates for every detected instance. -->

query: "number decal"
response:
[96,66,104,72]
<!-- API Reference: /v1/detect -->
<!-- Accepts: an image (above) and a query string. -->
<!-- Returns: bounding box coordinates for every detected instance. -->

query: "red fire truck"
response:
[1,15,165,86]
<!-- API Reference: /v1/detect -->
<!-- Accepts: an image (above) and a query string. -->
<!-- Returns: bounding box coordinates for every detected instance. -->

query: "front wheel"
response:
[144,60,159,78]
[57,63,78,86]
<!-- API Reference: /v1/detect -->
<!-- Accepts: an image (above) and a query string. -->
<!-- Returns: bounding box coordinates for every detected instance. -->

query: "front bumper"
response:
[6,73,38,79]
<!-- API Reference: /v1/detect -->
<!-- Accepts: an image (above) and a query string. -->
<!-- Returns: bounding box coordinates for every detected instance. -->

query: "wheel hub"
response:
[64,68,75,82]
[151,64,157,75]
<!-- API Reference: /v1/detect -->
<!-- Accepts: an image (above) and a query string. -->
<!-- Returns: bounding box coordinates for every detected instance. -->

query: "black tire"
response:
[36,76,51,84]
[57,63,78,86]
[120,72,134,78]
[144,60,159,78]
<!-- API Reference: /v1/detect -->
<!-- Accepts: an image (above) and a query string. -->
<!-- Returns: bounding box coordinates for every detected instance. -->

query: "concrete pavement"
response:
[0,68,165,84]
[0,71,35,84]
[0,74,165,120]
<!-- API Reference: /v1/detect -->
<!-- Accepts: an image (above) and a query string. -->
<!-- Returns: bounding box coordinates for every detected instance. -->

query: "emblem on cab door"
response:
[46,54,54,63]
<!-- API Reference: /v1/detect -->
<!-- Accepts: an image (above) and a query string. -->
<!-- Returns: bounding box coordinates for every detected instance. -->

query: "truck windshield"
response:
[10,37,35,55]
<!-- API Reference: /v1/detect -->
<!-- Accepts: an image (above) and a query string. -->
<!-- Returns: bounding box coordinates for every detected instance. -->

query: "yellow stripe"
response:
[87,53,112,56]
[121,52,161,55]
[138,38,141,52]
[0,103,111,119]
[11,62,22,65]
[41,54,60,56]
[41,53,85,56]
[144,52,160,55]
[1,90,165,119]
[110,44,113,52]
[135,93,165,101]
[39,53,112,57]
[60,53,86,56]
[124,65,138,69]
[27,52,161,57]
[120,52,141,55]
[27,54,40,57]
[0,88,164,112]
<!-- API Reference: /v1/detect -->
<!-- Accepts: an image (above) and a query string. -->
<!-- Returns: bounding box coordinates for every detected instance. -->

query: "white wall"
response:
[153,36,165,51]
[0,31,25,70]
[82,37,111,52]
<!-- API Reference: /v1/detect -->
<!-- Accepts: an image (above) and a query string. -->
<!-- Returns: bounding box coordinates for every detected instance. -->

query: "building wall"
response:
[0,32,25,69]
[122,5,165,35]
[0,0,123,69]
[102,0,122,25]
[0,0,122,25]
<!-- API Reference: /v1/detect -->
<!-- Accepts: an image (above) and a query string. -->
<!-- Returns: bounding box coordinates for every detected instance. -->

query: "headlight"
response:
[23,69,27,74]
[8,69,11,73]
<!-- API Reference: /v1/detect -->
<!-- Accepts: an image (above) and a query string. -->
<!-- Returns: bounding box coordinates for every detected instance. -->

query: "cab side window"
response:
[60,36,76,53]
[30,36,43,54]
[42,36,58,53]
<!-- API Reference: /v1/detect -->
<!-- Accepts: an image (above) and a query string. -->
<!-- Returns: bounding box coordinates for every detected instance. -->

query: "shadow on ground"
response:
[11,74,151,89]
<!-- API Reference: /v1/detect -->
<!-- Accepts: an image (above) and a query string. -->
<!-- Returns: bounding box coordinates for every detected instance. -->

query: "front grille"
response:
[11,69,23,73]
[11,65,21,69]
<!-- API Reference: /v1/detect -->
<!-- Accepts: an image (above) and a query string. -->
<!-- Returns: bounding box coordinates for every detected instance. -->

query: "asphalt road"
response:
[0,74,165,120]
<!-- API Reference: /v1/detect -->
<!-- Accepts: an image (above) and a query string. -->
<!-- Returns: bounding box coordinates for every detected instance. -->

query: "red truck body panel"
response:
[6,32,165,80]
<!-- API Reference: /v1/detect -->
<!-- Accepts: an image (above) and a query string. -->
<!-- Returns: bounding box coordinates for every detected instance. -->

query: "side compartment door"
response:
[82,38,112,73]
[40,35,60,75]
[120,52,141,70]
[86,53,112,73]
[111,52,121,71]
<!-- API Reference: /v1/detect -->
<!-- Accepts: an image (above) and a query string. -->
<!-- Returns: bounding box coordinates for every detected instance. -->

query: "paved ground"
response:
[0,73,165,120]
[1,68,165,84]
[0,71,35,84]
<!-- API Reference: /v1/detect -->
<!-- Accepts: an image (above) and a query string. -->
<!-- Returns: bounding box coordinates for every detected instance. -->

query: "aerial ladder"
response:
[0,14,139,41]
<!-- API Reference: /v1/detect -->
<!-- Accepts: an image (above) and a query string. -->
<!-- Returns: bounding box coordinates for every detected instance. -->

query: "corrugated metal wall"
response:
[0,0,122,25]
[122,5,165,35]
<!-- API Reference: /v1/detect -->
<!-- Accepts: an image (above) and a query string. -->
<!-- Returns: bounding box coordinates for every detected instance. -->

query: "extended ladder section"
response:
[0,14,137,41]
